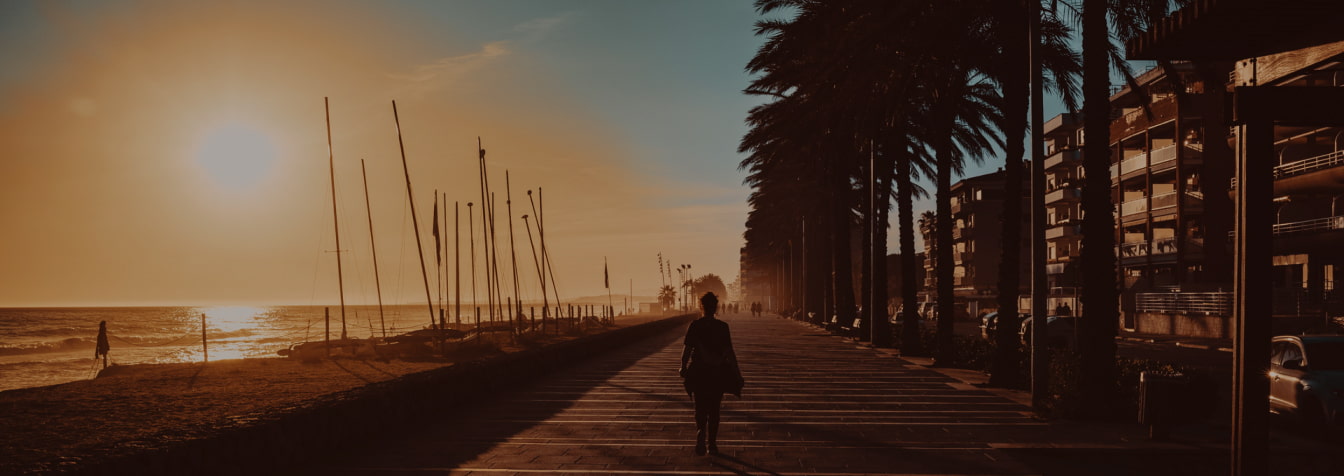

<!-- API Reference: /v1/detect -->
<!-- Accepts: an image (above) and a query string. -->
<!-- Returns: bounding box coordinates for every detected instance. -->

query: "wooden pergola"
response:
[1127,1,1344,475]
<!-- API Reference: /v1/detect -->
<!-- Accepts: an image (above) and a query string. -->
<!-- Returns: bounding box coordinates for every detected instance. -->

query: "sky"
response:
[0,0,1098,308]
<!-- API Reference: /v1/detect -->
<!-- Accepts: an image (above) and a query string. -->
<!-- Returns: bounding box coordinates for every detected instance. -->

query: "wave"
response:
[0,337,94,356]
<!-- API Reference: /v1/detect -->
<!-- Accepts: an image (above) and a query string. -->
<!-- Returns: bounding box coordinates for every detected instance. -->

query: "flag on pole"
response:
[604,257,610,289]
[432,196,441,265]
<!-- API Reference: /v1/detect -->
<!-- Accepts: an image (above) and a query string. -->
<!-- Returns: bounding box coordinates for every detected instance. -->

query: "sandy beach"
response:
[0,314,677,474]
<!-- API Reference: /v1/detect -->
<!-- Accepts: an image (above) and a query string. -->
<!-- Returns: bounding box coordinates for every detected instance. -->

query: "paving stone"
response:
[317,312,1286,475]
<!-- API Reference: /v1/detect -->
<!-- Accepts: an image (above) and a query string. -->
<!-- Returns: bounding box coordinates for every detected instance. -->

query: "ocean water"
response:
[0,305,458,392]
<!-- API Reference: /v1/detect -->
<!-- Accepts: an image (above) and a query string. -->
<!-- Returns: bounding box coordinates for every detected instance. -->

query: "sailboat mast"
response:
[505,171,522,328]
[360,159,387,338]
[390,100,438,328]
[324,98,348,340]
[477,139,493,325]
[455,201,461,327]
[448,190,454,329]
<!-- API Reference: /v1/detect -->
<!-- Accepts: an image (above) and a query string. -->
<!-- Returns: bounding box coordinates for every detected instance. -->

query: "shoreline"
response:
[0,313,693,475]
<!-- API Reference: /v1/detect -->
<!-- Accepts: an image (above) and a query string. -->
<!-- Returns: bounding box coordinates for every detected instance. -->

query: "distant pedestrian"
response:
[680,292,743,456]
[94,321,110,369]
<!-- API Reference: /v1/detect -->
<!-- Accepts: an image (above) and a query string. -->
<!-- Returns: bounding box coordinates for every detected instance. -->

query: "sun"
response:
[195,123,277,189]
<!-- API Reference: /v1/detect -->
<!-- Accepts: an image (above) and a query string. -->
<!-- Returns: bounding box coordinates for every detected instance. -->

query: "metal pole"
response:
[360,159,387,338]
[390,101,439,328]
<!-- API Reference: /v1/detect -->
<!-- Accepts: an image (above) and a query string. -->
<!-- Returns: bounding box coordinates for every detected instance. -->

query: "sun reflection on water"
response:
[196,306,269,334]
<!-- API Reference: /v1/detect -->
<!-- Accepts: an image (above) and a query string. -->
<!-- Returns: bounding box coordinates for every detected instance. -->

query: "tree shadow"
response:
[314,323,688,473]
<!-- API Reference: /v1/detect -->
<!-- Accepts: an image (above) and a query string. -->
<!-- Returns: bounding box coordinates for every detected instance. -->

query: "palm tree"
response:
[1076,0,1183,415]
[988,1,1082,387]
[658,285,677,311]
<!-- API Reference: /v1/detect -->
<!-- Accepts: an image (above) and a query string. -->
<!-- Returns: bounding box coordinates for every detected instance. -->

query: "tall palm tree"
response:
[988,1,1082,387]
[1075,0,1183,415]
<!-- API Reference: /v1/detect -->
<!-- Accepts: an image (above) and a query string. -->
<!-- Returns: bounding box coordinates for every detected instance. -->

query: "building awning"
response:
[1127,0,1344,60]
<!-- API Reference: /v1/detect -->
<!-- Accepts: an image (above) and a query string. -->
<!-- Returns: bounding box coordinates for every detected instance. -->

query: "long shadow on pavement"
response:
[315,324,688,474]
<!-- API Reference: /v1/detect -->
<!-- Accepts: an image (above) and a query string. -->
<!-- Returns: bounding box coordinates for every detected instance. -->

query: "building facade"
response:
[921,169,1031,317]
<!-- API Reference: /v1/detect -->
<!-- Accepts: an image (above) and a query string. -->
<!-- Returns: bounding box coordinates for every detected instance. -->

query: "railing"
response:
[1045,187,1081,204]
[1045,149,1082,170]
[1120,197,1148,216]
[1275,149,1344,179]
[1273,215,1344,235]
[1151,237,1178,255]
[1150,191,1178,210]
[1149,144,1178,167]
[1117,241,1149,258]
[1120,153,1149,176]
[1045,224,1079,240]
[1136,292,1232,315]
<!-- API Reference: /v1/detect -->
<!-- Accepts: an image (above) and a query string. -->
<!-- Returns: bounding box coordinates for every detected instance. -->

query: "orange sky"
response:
[0,1,758,307]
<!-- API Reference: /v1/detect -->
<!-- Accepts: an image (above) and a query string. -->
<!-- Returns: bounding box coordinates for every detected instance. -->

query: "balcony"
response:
[1045,187,1082,204]
[1273,215,1344,235]
[1120,197,1148,217]
[1111,95,1179,140]
[1151,237,1179,255]
[1045,224,1080,240]
[1044,149,1082,170]
[1275,149,1344,179]
[1117,241,1150,258]
[1148,144,1178,168]
[1119,153,1148,177]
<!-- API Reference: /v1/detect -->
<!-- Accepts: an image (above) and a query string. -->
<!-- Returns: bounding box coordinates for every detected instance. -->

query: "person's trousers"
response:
[693,391,724,445]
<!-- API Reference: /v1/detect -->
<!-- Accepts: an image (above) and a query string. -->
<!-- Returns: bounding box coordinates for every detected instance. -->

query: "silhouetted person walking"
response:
[94,321,110,369]
[680,292,743,455]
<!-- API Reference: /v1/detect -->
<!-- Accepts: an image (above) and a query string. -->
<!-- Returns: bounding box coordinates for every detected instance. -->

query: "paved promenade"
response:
[317,312,1313,475]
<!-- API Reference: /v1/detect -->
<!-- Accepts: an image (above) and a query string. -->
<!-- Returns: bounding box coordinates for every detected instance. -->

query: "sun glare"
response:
[199,305,266,333]
[195,123,277,189]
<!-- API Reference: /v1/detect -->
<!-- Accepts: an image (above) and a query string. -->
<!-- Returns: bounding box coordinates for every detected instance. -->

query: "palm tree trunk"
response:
[1079,0,1119,416]
[934,92,958,366]
[831,150,858,332]
[871,147,894,347]
[991,0,1028,387]
[860,164,874,341]
[896,151,923,354]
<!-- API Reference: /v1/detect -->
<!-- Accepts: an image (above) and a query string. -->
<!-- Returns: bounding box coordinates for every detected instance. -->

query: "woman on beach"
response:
[679,292,743,456]
[94,321,110,369]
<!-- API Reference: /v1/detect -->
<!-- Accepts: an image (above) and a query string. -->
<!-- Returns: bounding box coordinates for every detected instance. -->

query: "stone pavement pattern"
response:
[318,312,1234,475]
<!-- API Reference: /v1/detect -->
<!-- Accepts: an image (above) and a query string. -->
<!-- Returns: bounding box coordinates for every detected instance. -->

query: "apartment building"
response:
[1043,113,1084,313]
[921,169,1031,317]
[1106,62,1237,337]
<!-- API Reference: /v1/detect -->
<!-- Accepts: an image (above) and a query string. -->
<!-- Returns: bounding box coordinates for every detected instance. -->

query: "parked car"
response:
[1018,316,1078,349]
[1268,335,1344,430]
[981,312,1029,340]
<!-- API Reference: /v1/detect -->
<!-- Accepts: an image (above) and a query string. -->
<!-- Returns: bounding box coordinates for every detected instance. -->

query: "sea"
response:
[0,305,454,392]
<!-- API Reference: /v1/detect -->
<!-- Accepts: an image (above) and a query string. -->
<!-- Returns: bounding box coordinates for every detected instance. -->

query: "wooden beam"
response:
[1233,40,1344,86]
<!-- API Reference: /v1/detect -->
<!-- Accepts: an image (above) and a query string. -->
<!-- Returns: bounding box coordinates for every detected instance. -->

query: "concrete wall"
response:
[77,314,696,476]
[1134,312,1229,338]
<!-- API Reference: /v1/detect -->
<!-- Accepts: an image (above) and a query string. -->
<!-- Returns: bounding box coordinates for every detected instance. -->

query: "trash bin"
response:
[1138,371,1188,440]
